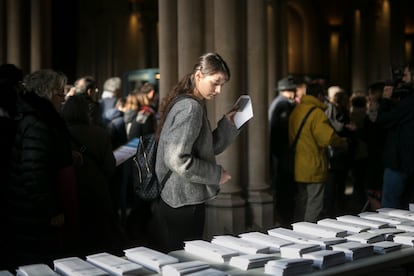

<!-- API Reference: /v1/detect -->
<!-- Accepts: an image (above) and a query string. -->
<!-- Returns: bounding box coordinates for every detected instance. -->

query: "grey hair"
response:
[23,69,67,101]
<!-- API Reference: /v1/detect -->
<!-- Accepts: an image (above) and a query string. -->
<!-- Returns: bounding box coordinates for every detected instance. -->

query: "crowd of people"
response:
[269,66,414,228]
[0,64,162,269]
[0,53,240,269]
[1,58,414,270]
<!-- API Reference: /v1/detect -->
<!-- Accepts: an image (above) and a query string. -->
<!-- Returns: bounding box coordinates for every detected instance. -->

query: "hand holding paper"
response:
[232,95,253,129]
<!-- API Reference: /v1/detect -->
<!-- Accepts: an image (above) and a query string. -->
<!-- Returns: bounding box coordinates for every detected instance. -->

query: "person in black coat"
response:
[0,64,23,270]
[6,69,78,267]
[377,69,414,209]
[268,75,297,227]
[61,94,128,256]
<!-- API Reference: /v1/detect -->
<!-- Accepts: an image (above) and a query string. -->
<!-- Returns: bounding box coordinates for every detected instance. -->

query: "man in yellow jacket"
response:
[289,82,347,222]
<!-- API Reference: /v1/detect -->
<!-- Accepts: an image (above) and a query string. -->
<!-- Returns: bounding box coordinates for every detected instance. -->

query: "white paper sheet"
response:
[233,95,253,129]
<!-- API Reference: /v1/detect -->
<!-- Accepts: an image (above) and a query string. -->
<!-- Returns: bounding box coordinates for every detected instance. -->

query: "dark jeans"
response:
[156,199,205,252]
[271,155,295,227]
[382,168,414,209]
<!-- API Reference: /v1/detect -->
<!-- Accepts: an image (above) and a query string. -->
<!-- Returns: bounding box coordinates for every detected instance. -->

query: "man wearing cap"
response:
[268,75,297,227]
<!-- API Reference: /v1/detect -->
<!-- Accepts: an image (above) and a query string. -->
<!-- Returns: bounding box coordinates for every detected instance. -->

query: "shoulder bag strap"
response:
[290,106,317,150]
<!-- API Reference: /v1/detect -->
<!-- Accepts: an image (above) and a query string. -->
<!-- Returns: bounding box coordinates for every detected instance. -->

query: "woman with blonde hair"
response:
[126,83,157,140]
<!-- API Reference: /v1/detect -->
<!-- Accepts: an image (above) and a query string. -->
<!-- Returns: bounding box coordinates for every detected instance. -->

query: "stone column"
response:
[269,0,289,103]
[351,9,366,93]
[177,0,204,78]
[0,0,6,63]
[31,0,52,71]
[204,0,245,240]
[375,0,391,79]
[246,0,274,230]
[267,2,276,104]
[7,0,23,67]
[158,0,178,98]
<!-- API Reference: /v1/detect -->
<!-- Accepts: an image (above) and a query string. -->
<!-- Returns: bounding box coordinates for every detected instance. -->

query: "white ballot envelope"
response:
[233,95,253,129]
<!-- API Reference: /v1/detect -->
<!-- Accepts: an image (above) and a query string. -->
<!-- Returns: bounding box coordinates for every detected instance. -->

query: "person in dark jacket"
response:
[268,75,296,227]
[6,69,78,267]
[61,94,127,256]
[0,63,23,270]
[377,65,414,209]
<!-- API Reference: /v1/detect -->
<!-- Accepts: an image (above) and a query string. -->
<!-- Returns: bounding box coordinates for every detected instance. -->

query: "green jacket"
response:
[289,95,345,183]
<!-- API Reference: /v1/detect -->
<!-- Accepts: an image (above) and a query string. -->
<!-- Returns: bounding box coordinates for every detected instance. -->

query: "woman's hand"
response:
[220,169,232,185]
[225,109,237,125]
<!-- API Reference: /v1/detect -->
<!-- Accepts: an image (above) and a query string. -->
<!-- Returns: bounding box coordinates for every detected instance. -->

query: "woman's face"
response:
[194,70,227,100]
[52,88,65,112]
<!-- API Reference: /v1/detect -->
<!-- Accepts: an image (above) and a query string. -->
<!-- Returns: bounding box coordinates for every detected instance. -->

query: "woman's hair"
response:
[135,82,156,107]
[124,92,139,111]
[23,69,67,101]
[156,52,230,138]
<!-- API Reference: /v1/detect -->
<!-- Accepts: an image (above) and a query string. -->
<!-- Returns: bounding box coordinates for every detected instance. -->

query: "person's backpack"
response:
[132,133,171,201]
[132,94,197,201]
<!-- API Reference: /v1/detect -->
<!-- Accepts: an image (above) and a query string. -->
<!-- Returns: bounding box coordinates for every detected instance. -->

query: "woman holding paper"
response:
[155,52,240,251]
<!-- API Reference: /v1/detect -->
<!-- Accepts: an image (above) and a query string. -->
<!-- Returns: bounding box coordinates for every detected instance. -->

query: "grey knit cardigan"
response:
[156,97,239,208]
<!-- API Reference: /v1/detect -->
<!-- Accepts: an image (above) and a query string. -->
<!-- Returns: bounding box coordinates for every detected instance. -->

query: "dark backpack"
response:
[132,133,171,201]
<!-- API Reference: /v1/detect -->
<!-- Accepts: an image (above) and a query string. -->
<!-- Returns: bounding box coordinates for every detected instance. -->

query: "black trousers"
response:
[156,199,205,252]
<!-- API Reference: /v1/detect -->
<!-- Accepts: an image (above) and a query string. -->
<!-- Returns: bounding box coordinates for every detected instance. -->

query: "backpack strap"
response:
[290,106,317,150]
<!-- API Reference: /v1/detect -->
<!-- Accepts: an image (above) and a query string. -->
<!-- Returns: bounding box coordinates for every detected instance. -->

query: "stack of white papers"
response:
[124,246,179,273]
[264,258,314,275]
[393,232,414,246]
[161,261,210,276]
[329,242,374,260]
[359,212,411,225]
[317,218,370,234]
[184,240,239,263]
[239,232,293,252]
[396,223,414,232]
[367,228,405,241]
[185,268,228,276]
[371,241,402,254]
[302,250,346,269]
[292,222,347,238]
[377,208,414,221]
[86,252,143,275]
[211,235,269,254]
[229,254,276,270]
[280,243,321,258]
[16,264,59,276]
[346,232,384,244]
[268,227,345,249]
[336,215,389,229]
[53,257,107,276]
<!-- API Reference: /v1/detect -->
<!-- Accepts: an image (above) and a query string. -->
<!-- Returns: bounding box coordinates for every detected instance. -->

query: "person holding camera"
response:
[377,65,414,209]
